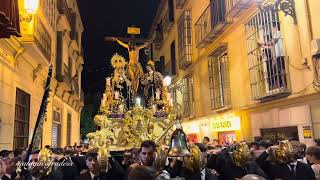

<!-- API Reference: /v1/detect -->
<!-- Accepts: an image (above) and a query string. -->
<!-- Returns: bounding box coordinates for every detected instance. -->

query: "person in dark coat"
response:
[80,150,126,180]
[256,145,316,180]
[51,148,79,180]
[210,143,267,180]
[167,143,219,180]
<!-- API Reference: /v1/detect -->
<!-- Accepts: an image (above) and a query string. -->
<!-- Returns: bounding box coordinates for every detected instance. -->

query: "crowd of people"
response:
[0,137,320,180]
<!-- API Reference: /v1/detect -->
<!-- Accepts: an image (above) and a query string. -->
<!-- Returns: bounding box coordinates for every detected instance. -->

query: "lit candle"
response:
[169,99,173,106]
[101,99,105,108]
[167,93,171,100]
[136,97,141,106]
[152,105,157,113]
[119,104,124,113]
[106,77,111,87]
[155,89,161,100]
[114,91,119,100]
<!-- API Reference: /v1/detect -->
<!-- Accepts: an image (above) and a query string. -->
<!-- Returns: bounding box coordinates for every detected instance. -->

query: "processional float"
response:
[86,27,192,168]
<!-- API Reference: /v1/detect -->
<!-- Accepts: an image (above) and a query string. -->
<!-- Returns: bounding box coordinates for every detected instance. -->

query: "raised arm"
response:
[137,40,152,50]
[113,37,128,49]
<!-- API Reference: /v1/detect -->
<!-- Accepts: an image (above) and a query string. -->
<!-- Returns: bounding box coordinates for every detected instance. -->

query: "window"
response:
[172,88,177,104]
[170,41,177,76]
[56,31,63,79]
[13,89,30,149]
[66,113,72,146]
[178,10,192,69]
[245,7,289,100]
[208,46,230,110]
[40,0,56,30]
[182,75,194,118]
[52,107,62,148]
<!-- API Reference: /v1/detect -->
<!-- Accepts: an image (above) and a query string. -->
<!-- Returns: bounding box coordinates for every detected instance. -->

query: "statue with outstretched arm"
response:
[112,37,151,96]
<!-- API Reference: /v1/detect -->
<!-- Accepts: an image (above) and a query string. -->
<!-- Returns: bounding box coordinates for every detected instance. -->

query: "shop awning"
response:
[0,0,21,38]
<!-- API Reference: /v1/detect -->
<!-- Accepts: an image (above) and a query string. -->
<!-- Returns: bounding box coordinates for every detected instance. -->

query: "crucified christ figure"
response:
[112,37,151,96]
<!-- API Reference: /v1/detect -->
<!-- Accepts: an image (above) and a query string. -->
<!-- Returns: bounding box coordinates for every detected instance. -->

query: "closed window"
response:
[178,10,192,69]
[182,75,194,118]
[13,89,30,149]
[66,113,72,146]
[208,46,230,110]
[52,107,62,148]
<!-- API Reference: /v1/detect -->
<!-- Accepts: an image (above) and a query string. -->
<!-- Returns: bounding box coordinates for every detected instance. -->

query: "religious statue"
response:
[110,53,131,90]
[141,60,163,104]
[112,37,151,96]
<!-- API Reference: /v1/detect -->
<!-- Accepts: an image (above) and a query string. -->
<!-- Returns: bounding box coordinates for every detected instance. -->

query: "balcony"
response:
[178,10,192,70]
[56,63,72,91]
[154,23,164,49]
[70,13,80,50]
[176,0,187,9]
[57,0,72,31]
[70,76,80,99]
[225,0,251,18]
[195,0,231,48]
[19,17,51,63]
[163,9,174,33]
[249,57,291,100]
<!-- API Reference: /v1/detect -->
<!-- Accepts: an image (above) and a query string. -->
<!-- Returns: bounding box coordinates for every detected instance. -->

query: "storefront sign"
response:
[212,116,241,132]
[303,126,312,139]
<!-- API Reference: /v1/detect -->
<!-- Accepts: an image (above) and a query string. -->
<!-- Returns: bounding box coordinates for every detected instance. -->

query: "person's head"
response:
[13,147,24,158]
[196,143,208,170]
[249,142,259,151]
[202,137,210,145]
[306,146,320,164]
[240,174,266,180]
[50,148,64,161]
[0,150,16,173]
[128,165,155,180]
[315,139,320,146]
[128,41,135,50]
[123,151,132,166]
[75,145,84,154]
[44,145,51,149]
[85,152,99,173]
[272,21,280,31]
[258,140,272,150]
[139,140,156,166]
[0,150,10,158]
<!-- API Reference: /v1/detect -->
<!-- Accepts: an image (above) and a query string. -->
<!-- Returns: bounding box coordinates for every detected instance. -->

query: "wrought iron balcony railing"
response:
[225,0,251,18]
[176,0,187,9]
[163,9,174,33]
[195,0,230,48]
[19,17,51,62]
[57,0,72,26]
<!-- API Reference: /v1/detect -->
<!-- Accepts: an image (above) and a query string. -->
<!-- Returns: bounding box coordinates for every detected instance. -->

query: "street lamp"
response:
[20,0,39,22]
[163,76,172,87]
[24,0,39,14]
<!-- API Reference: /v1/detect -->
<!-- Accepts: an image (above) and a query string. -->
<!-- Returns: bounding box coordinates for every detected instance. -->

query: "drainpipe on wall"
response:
[305,0,314,40]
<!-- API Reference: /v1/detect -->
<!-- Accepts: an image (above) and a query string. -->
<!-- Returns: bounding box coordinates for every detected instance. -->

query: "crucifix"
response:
[105,26,152,97]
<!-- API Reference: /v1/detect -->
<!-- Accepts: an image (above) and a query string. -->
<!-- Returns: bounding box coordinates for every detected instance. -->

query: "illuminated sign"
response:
[212,116,241,132]
[127,27,140,35]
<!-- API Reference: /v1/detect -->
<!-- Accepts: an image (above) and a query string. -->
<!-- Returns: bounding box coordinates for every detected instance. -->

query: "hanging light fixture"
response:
[20,0,39,22]
[24,0,40,14]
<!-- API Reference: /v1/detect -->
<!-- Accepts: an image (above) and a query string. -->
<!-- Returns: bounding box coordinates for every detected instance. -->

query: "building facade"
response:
[150,0,320,146]
[0,0,84,150]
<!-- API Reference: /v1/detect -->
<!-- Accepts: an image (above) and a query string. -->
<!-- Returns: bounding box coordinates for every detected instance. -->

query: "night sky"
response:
[78,0,160,94]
